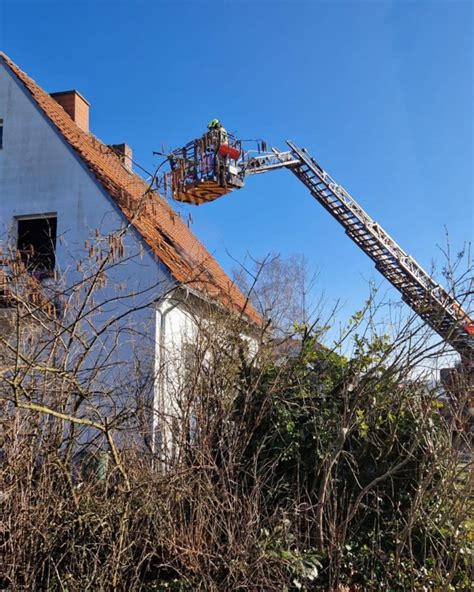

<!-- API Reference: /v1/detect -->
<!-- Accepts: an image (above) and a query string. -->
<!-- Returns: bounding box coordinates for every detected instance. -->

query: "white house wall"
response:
[153,293,260,462]
[154,296,197,458]
[0,62,175,441]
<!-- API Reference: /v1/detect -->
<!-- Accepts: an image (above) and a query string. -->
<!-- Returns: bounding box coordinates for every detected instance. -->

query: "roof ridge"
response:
[0,52,261,325]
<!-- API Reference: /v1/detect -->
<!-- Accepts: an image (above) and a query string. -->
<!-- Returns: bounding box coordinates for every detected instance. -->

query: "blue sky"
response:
[1,0,472,330]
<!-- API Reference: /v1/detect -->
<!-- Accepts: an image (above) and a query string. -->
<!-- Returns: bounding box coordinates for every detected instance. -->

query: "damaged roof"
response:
[0,52,261,325]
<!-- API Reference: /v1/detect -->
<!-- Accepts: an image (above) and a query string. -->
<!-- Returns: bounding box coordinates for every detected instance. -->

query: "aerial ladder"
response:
[162,134,474,414]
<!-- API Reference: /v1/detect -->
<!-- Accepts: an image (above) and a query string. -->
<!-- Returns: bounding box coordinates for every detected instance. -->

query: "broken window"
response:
[17,216,57,277]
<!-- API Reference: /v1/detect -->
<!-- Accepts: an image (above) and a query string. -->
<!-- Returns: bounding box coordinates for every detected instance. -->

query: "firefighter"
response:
[206,119,228,186]
[207,118,228,147]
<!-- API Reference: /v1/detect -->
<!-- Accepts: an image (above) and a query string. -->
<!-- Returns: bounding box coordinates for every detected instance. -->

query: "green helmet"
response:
[208,118,220,129]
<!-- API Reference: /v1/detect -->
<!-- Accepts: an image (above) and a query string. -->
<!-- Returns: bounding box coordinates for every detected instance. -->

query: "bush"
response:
[0,257,471,590]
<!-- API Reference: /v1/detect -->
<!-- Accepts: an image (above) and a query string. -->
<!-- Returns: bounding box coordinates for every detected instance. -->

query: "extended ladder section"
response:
[267,141,474,361]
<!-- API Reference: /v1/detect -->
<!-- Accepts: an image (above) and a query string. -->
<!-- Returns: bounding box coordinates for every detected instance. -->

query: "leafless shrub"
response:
[0,239,472,591]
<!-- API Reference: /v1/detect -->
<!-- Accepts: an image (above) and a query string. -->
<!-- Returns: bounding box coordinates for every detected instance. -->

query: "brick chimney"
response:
[109,143,133,171]
[50,90,90,132]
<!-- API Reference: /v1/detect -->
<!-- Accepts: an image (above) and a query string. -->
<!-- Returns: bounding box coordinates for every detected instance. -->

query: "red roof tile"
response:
[0,53,261,325]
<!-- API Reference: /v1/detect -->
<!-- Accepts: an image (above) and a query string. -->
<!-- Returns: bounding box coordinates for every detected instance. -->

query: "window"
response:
[0,119,3,149]
[17,215,57,277]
